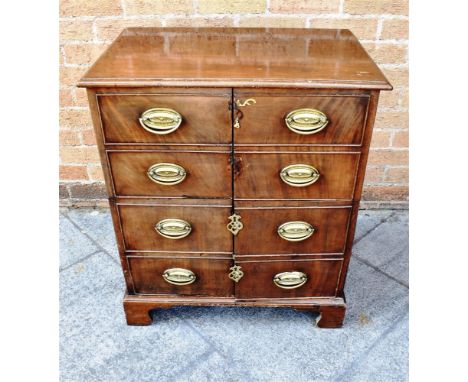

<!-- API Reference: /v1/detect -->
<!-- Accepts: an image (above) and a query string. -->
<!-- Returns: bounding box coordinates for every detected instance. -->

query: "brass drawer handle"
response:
[278,221,315,242]
[273,271,308,289]
[139,108,182,135]
[147,163,186,186]
[162,268,196,286]
[280,164,320,187]
[155,219,192,240]
[285,108,328,135]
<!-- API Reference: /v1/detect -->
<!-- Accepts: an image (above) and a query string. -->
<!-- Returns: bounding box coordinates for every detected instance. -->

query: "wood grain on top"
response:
[78,28,392,90]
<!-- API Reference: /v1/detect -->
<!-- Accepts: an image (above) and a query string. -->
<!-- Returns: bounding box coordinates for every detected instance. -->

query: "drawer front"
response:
[236,259,342,298]
[119,204,232,252]
[234,152,359,200]
[128,257,234,296]
[108,151,231,198]
[235,206,350,254]
[98,92,231,144]
[234,92,369,145]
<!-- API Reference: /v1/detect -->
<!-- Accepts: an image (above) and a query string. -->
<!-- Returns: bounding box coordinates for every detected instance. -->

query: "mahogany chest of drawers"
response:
[78,28,391,328]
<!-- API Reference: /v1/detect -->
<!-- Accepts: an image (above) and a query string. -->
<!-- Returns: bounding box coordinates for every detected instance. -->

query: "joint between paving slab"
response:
[182,316,255,381]
[332,309,408,382]
[354,255,409,288]
[354,211,397,246]
[171,348,217,381]
[59,249,102,272]
[61,210,120,266]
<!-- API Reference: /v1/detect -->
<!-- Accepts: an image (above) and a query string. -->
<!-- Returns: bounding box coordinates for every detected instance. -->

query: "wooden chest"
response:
[78,28,391,328]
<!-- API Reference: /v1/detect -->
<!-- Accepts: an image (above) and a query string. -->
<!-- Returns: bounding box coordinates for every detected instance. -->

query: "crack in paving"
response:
[61,211,120,266]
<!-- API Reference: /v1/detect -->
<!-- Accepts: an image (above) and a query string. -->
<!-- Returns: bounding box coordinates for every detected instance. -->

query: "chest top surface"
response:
[78,27,391,90]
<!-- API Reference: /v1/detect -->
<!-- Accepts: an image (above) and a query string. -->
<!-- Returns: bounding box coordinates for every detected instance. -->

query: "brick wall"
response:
[59,0,409,208]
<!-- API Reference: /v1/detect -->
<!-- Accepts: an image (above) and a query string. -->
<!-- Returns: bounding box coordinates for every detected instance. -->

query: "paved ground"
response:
[60,208,408,382]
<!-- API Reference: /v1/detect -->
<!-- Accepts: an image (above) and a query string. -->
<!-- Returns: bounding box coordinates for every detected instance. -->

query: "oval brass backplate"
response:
[162,268,196,285]
[273,271,308,289]
[277,221,315,242]
[139,108,182,135]
[284,108,328,135]
[155,219,192,240]
[147,163,186,186]
[280,164,320,187]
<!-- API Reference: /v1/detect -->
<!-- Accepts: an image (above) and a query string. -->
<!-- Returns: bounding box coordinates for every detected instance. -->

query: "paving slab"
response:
[353,211,409,286]
[60,253,213,382]
[161,257,408,382]
[59,213,99,270]
[355,210,394,242]
[59,209,409,381]
[66,208,119,263]
[173,350,252,382]
[344,312,409,382]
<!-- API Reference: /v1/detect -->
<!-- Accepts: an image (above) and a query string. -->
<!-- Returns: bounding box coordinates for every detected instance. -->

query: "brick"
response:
[75,88,89,107]
[60,109,92,129]
[370,130,391,148]
[165,16,234,27]
[60,20,94,41]
[270,0,340,13]
[393,131,408,147]
[375,111,408,128]
[81,129,97,145]
[125,0,192,15]
[362,186,408,201]
[363,166,385,183]
[95,19,162,41]
[59,184,70,199]
[344,0,408,15]
[386,167,409,183]
[60,165,89,180]
[88,165,105,181]
[63,43,108,66]
[60,0,122,17]
[238,16,306,28]
[60,66,86,88]
[363,43,407,65]
[400,91,409,108]
[380,19,408,40]
[383,67,408,88]
[60,89,74,107]
[59,131,81,146]
[68,183,107,199]
[368,150,408,166]
[199,0,266,14]
[379,90,402,109]
[60,146,100,164]
[311,18,378,40]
